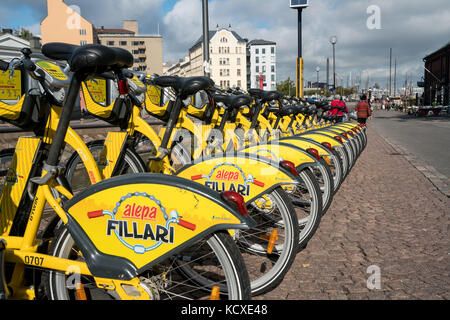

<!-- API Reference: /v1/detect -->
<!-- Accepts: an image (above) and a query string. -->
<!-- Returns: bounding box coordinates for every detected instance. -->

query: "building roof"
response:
[424,42,450,60]
[96,28,135,35]
[190,29,247,51]
[248,39,276,46]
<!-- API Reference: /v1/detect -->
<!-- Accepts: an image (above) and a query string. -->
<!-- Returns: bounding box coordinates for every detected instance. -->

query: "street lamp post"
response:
[316,66,320,98]
[330,36,337,93]
[202,0,210,77]
[290,1,309,98]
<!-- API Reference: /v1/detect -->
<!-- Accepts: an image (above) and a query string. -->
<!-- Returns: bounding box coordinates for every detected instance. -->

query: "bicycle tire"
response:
[43,222,251,300]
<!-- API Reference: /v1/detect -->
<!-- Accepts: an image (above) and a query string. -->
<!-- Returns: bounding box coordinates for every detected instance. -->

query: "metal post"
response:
[326,58,330,91]
[202,0,210,77]
[389,48,392,97]
[332,43,336,92]
[296,8,303,98]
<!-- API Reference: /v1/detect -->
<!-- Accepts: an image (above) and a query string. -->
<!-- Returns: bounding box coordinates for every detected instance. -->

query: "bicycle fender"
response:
[240,143,318,172]
[296,133,343,148]
[175,152,298,204]
[63,174,255,280]
[276,137,332,157]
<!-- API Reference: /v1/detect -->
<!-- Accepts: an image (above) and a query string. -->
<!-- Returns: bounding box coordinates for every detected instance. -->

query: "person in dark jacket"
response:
[355,95,372,124]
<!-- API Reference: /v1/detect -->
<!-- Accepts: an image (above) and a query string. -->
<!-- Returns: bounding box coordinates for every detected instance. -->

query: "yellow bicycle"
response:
[0,45,254,300]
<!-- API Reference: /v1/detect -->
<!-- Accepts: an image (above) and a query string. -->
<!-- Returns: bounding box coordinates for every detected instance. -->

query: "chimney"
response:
[30,36,42,50]
[123,20,138,35]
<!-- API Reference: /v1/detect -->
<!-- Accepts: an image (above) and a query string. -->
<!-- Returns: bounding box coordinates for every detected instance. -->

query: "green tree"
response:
[276,77,295,96]
[13,28,33,41]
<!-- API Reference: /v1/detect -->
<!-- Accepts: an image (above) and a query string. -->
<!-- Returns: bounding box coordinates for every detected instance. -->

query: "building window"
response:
[262,48,266,54]
[132,41,139,46]
[119,41,127,46]
[237,57,241,65]
[80,40,87,45]
[271,75,275,82]
[262,66,266,72]
[237,80,241,88]
[271,47,275,54]
[255,48,259,54]
[256,66,259,73]
[271,65,275,73]
[256,57,259,64]
[79,29,86,35]
[237,69,241,76]
[107,41,115,46]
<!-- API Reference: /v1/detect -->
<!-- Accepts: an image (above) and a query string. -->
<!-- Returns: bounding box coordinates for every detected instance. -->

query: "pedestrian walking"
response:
[329,95,349,122]
[355,94,372,124]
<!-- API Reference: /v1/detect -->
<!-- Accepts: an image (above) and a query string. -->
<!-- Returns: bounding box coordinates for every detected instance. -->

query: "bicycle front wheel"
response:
[43,223,251,300]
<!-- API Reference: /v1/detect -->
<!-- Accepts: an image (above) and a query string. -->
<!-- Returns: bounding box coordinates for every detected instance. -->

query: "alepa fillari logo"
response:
[6,168,23,186]
[191,162,265,197]
[87,192,196,254]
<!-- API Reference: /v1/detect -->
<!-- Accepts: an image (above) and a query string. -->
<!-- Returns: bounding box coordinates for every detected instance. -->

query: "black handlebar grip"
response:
[0,60,9,72]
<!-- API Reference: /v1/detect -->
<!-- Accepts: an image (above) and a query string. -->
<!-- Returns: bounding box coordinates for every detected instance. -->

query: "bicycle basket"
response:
[81,78,129,126]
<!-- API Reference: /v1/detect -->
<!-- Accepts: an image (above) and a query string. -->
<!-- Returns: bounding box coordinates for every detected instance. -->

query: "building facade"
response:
[41,0,95,45]
[40,1,163,75]
[96,21,163,75]
[423,42,450,106]
[164,27,247,89]
[247,39,277,91]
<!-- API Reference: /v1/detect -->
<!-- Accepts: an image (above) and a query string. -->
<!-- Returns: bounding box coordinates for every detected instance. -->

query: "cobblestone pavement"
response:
[1,121,448,300]
[256,125,449,300]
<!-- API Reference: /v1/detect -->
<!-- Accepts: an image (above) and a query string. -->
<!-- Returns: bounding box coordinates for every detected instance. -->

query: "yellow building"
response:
[40,2,163,75]
[41,0,95,45]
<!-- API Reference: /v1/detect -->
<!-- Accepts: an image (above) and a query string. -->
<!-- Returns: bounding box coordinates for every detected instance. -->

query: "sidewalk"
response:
[258,126,449,300]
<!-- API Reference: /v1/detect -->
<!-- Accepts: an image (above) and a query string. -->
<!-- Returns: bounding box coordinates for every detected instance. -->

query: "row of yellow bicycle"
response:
[0,43,366,300]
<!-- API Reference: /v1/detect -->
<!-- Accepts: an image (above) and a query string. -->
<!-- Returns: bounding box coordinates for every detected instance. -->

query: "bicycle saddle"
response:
[153,76,215,99]
[313,101,329,108]
[247,89,283,103]
[279,105,297,117]
[42,43,133,73]
[212,94,253,109]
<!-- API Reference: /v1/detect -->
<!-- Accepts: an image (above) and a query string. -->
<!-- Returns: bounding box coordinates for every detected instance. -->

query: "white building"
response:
[247,39,277,91]
[164,27,248,89]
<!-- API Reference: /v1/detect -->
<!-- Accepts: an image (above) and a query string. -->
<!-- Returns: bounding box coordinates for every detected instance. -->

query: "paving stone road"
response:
[257,125,449,300]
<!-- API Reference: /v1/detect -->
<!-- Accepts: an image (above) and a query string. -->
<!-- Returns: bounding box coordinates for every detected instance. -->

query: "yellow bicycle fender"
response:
[297,133,342,148]
[277,138,332,157]
[241,143,316,171]
[64,174,254,280]
[176,153,298,204]
[0,137,41,235]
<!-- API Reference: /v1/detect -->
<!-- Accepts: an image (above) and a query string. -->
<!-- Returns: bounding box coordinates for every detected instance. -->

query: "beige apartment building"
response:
[40,1,163,75]
[165,27,247,89]
[41,0,95,45]
[97,21,163,75]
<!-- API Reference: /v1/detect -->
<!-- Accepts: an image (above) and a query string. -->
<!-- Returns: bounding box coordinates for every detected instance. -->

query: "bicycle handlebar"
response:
[0,60,8,72]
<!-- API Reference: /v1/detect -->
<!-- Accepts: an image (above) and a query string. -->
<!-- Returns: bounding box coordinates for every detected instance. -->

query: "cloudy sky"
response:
[1,0,449,88]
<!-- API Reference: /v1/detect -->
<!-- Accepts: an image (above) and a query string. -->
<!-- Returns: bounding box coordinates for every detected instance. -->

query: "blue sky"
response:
[1,0,449,88]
